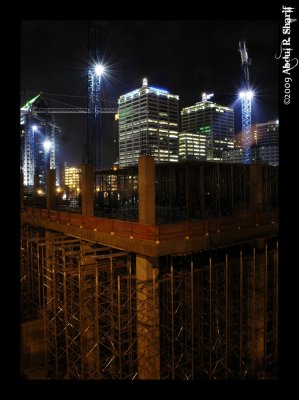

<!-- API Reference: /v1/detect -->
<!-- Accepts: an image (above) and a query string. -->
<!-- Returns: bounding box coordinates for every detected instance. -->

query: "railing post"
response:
[81,164,94,217]
[46,168,56,210]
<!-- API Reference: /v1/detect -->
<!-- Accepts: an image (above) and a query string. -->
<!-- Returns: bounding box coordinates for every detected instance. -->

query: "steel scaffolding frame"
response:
[41,234,139,379]
[21,223,278,380]
[21,224,47,322]
[159,242,278,379]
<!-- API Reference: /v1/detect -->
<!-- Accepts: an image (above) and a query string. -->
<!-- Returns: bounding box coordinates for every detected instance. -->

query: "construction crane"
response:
[22,107,117,114]
[238,41,253,164]
[86,20,103,171]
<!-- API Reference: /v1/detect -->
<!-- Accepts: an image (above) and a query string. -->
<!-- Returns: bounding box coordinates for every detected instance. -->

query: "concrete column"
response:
[46,169,56,210]
[138,156,156,225]
[136,255,160,379]
[250,164,263,212]
[81,164,94,217]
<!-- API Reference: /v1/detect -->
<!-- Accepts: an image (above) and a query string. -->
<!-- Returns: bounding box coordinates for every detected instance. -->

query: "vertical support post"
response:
[254,238,266,377]
[264,243,268,373]
[46,168,56,210]
[250,164,263,213]
[209,256,212,379]
[138,156,156,225]
[81,164,94,217]
[225,253,228,378]
[43,230,57,377]
[136,255,160,379]
[239,250,243,377]
[275,241,279,370]
[170,262,175,379]
[191,260,194,379]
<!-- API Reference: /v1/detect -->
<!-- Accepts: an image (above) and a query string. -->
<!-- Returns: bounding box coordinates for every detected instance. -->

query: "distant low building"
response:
[63,163,81,193]
[222,146,243,163]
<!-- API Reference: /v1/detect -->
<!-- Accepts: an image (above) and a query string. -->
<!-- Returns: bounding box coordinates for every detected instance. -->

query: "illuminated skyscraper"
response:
[181,94,235,161]
[179,131,207,160]
[252,120,279,166]
[118,78,179,167]
[20,95,61,188]
[112,112,119,167]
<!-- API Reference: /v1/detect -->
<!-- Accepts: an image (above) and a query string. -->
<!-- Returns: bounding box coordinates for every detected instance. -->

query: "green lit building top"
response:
[180,94,235,161]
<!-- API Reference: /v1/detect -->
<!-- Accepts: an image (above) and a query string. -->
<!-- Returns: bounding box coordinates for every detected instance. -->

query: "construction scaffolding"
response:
[158,241,278,379]
[21,224,47,322]
[21,224,278,379]
[42,234,138,379]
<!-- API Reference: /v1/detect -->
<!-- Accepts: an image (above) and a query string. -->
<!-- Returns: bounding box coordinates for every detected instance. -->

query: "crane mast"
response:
[86,20,102,170]
[239,41,252,164]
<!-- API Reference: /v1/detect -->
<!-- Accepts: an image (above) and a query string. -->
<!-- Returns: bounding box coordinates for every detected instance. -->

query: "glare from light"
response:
[43,140,52,152]
[246,90,254,100]
[239,90,254,100]
[95,64,105,76]
[32,125,38,132]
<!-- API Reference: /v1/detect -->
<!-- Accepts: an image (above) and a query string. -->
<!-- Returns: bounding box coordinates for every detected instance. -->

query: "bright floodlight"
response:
[239,90,254,100]
[43,140,52,152]
[32,125,38,132]
[95,64,105,76]
[246,90,254,100]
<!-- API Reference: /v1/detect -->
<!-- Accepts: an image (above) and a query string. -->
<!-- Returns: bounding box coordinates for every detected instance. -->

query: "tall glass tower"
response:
[118,78,179,167]
[181,95,235,162]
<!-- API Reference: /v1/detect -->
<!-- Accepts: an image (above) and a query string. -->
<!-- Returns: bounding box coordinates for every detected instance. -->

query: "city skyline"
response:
[21,20,279,168]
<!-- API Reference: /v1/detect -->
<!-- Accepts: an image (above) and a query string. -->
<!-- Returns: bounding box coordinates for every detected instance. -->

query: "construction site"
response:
[20,157,278,380]
[20,23,279,379]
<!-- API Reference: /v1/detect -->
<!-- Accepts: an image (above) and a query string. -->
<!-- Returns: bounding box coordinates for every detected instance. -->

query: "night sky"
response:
[21,20,279,169]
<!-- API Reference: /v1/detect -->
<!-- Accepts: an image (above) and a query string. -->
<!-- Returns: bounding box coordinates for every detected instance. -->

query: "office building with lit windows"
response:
[63,163,81,193]
[222,146,243,163]
[252,120,279,166]
[20,95,61,188]
[112,112,119,167]
[118,78,179,167]
[181,94,234,161]
[179,131,207,160]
